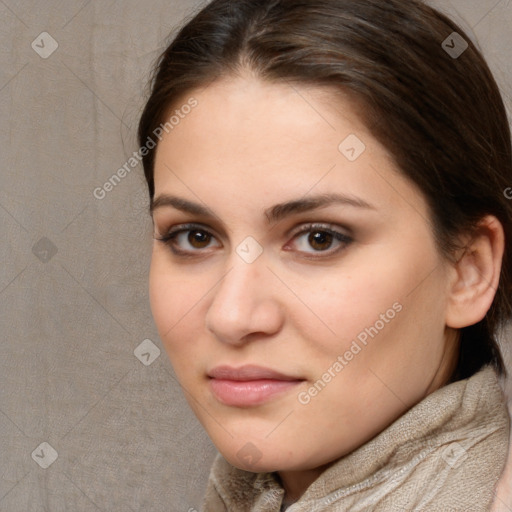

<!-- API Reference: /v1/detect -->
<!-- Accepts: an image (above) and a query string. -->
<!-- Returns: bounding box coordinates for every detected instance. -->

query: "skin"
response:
[148,73,504,503]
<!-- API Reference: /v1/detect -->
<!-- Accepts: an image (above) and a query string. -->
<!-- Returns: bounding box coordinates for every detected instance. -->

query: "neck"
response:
[424,327,461,394]
[277,462,332,504]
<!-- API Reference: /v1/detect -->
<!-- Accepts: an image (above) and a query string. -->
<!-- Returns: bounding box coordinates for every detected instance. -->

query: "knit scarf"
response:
[202,365,510,511]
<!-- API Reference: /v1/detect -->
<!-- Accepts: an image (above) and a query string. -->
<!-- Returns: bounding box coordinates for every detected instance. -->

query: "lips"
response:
[208,365,305,407]
[208,365,300,381]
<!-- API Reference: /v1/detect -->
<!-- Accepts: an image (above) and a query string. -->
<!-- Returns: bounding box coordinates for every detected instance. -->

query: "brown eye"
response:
[155,223,221,256]
[308,231,334,251]
[287,223,353,257]
[188,230,211,248]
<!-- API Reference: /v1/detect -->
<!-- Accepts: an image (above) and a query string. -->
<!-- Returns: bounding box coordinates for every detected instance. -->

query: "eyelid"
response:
[287,221,352,238]
[156,222,219,240]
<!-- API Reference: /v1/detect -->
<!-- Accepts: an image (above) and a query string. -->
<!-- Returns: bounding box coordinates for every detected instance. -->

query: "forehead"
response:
[155,76,372,173]
[163,75,369,140]
[151,75,424,222]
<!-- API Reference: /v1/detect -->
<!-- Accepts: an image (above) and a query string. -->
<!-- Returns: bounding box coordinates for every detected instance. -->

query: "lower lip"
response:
[209,378,303,406]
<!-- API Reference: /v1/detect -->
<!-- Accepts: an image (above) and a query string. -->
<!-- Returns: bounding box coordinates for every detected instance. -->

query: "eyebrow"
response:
[150,192,375,223]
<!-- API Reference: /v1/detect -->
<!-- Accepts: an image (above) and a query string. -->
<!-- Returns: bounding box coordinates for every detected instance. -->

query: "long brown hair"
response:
[138,0,512,379]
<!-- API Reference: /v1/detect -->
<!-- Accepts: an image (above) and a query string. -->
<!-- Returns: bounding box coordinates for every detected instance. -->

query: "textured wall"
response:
[0,1,510,511]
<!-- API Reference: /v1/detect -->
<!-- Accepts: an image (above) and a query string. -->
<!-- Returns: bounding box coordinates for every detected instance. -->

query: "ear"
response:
[445,215,505,329]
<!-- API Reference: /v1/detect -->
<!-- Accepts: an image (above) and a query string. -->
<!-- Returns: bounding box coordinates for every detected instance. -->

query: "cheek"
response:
[148,255,204,360]
[294,241,445,360]
[285,262,409,353]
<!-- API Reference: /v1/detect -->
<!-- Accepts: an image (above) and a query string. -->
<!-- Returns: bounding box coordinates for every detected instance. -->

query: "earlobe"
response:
[445,215,504,329]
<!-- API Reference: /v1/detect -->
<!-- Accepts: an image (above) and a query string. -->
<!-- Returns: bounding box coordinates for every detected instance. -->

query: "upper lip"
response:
[208,365,302,381]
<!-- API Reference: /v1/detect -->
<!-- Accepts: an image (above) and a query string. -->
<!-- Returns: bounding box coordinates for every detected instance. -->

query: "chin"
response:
[214,439,290,473]
[218,438,319,474]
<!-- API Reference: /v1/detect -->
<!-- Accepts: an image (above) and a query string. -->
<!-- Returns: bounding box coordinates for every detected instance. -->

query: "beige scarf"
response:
[202,365,510,511]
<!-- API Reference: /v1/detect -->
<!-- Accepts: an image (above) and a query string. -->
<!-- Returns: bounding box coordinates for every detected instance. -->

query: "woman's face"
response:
[149,75,458,473]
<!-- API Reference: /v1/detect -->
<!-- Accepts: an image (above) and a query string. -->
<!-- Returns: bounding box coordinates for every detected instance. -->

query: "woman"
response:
[138,0,512,509]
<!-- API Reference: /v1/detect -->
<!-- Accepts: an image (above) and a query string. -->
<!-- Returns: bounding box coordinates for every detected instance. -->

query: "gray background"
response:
[0,1,511,511]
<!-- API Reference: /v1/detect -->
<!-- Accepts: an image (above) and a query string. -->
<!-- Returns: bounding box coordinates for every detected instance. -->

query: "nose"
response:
[204,255,284,346]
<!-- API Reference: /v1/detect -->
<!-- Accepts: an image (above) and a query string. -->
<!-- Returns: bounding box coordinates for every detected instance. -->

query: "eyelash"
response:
[154,222,353,259]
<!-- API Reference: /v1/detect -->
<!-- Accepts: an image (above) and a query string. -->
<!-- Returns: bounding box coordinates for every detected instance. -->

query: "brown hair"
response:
[138,0,512,379]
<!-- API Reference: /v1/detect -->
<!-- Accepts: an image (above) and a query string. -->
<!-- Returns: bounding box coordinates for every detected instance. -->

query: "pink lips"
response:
[208,365,304,407]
